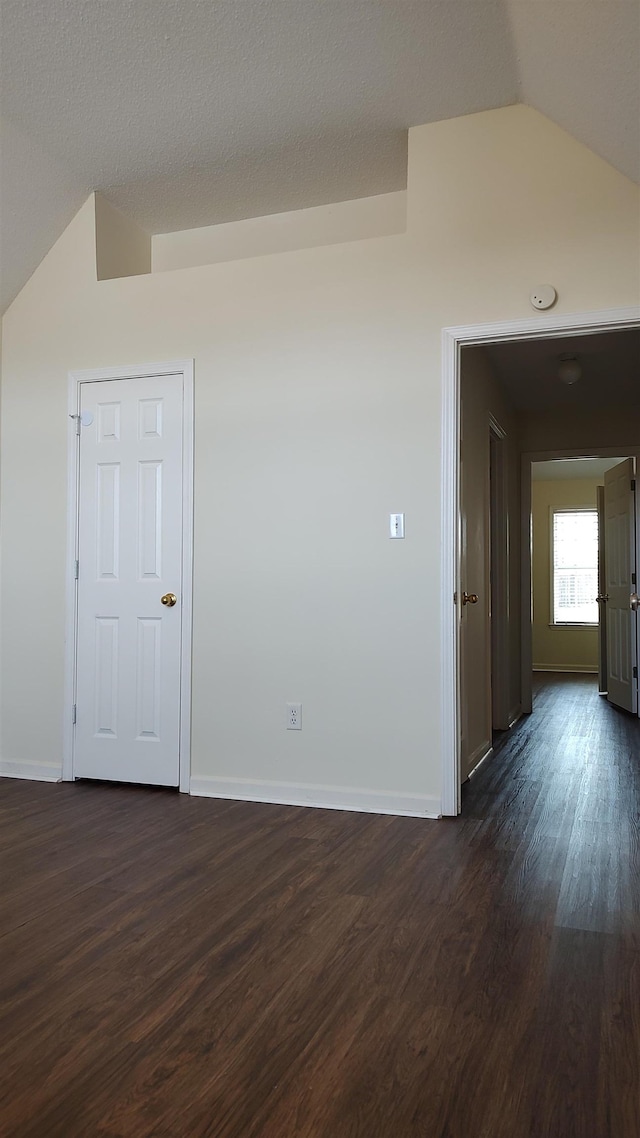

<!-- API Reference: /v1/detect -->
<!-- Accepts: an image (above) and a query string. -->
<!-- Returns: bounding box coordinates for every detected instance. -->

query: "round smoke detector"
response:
[530,285,557,311]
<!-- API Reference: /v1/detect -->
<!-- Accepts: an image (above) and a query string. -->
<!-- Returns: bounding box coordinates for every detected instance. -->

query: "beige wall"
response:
[95,193,151,281]
[532,479,601,672]
[152,192,407,272]
[520,407,640,455]
[1,105,639,810]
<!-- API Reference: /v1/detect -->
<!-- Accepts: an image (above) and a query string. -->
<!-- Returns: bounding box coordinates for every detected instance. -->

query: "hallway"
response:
[466,670,640,936]
[459,671,640,1133]
[0,674,638,1137]
[465,669,640,935]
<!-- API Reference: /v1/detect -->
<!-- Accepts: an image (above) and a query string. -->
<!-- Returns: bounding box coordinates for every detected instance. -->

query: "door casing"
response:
[63,360,194,791]
[441,307,640,817]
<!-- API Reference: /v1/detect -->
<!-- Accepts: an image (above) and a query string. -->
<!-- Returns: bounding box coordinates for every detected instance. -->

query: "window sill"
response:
[548,622,598,629]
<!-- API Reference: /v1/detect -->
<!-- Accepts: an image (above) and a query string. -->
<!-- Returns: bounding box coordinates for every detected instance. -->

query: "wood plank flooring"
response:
[1,673,639,1137]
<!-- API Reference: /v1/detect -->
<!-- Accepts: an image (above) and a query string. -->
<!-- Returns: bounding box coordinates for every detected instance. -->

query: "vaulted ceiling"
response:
[1,1,639,314]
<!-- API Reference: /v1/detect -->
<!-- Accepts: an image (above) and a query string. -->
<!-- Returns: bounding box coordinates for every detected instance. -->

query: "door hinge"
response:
[69,413,81,435]
[633,572,637,586]
[632,479,636,492]
[633,667,638,680]
[72,704,77,724]
[74,559,79,580]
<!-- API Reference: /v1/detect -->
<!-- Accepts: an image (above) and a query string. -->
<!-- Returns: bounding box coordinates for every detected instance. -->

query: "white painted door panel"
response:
[596,485,608,694]
[604,459,637,714]
[75,375,183,785]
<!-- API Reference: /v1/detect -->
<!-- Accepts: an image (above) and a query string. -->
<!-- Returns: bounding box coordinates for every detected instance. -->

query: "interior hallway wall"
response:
[519,406,640,455]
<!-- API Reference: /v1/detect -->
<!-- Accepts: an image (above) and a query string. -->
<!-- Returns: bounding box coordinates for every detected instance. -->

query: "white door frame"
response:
[440,306,640,817]
[63,360,195,792]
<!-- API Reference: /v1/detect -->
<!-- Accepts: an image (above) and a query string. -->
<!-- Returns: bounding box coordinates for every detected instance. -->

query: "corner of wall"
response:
[94,193,151,281]
[406,104,640,282]
[1,195,98,327]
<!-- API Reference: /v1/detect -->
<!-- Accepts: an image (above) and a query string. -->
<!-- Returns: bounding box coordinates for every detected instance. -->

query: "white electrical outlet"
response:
[286,702,302,730]
[390,513,405,539]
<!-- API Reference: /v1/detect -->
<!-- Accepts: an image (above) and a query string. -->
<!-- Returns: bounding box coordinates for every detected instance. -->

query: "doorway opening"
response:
[442,308,640,816]
[528,455,637,714]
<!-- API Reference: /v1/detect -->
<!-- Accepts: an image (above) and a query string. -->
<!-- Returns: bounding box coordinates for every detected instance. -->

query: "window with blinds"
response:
[552,509,598,625]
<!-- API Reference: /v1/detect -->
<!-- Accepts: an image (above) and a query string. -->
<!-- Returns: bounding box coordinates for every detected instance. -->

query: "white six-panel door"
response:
[74,374,184,785]
[604,458,638,715]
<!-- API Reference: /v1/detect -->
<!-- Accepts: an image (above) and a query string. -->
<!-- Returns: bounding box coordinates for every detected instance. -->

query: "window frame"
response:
[549,505,599,628]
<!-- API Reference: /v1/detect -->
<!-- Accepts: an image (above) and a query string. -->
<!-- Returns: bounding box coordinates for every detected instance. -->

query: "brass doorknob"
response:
[631,593,639,612]
[462,592,479,605]
[161,592,177,607]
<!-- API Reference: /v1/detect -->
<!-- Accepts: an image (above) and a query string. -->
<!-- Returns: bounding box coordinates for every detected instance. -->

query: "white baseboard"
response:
[0,759,62,783]
[533,665,598,674]
[189,776,441,819]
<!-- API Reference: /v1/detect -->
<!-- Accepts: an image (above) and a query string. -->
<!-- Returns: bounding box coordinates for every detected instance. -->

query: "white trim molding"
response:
[441,306,640,817]
[1,759,62,783]
[63,359,195,791]
[190,776,441,819]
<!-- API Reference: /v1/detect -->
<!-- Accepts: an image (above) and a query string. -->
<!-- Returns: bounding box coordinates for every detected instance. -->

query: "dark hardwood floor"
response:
[1,673,639,1137]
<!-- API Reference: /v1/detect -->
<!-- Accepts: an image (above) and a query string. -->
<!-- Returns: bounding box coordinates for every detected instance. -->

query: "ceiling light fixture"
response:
[557,355,582,385]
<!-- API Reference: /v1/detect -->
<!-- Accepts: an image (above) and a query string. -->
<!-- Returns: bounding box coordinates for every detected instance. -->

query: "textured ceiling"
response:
[506,0,640,188]
[1,1,639,314]
[482,329,640,413]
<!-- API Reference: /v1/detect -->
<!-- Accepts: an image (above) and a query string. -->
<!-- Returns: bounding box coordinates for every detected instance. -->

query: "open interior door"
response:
[459,376,492,782]
[604,459,638,714]
[596,485,608,694]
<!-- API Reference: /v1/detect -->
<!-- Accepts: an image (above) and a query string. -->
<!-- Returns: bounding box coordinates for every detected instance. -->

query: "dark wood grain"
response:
[1,673,639,1137]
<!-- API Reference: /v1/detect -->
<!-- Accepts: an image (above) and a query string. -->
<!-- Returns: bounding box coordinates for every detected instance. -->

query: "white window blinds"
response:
[552,509,598,625]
